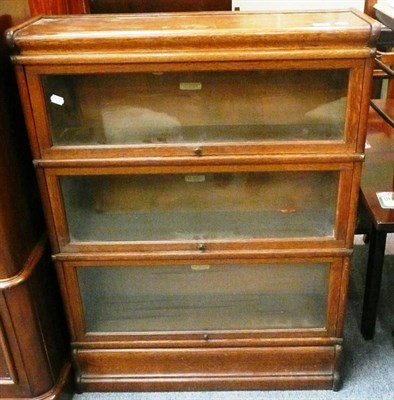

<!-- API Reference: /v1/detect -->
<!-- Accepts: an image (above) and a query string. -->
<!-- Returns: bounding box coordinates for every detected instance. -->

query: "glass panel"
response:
[77,263,329,333]
[60,171,338,242]
[42,70,348,147]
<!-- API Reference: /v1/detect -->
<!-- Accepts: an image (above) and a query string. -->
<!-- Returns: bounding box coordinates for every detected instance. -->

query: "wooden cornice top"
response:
[6,10,381,64]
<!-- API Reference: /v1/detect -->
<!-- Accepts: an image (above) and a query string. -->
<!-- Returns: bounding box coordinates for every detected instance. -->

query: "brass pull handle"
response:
[193,147,203,156]
[197,243,207,252]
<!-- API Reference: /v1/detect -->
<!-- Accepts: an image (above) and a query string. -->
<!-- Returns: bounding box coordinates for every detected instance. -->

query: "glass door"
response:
[40,69,349,148]
[74,261,331,334]
[56,170,339,244]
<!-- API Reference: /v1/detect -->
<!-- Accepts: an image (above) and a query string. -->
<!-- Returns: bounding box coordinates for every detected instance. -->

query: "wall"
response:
[232,0,366,12]
[0,0,29,23]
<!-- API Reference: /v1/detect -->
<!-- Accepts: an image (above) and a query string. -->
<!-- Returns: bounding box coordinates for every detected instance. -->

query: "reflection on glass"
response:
[60,171,338,242]
[42,70,348,146]
[78,263,329,333]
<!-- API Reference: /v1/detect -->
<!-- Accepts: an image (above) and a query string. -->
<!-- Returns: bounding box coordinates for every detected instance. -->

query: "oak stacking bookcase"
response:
[7,10,380,392]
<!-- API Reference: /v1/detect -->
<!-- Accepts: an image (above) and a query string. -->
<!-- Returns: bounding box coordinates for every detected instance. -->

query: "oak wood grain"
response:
[8,10,380,393]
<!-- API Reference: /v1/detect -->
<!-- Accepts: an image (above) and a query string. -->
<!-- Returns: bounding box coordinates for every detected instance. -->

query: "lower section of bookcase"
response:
[73,344,342,392]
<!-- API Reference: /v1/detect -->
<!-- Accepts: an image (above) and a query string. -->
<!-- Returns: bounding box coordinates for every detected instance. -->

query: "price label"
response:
[377,192,394,209]
[185,175,206,183]
[191,265,210,271]
[180,82,202,90]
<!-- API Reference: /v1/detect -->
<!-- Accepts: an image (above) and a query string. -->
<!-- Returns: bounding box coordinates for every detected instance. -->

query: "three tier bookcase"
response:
[7,10,380,392]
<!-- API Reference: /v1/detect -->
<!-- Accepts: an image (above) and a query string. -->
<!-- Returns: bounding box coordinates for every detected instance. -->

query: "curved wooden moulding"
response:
[6,11,381,65]
[0,234,47,291]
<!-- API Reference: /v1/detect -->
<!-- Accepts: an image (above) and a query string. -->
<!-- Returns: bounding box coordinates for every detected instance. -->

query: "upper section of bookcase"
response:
[6,10,381,64]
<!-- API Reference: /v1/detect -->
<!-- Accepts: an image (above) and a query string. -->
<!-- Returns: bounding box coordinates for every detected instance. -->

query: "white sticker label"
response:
[185,175,206,183]
[191,265,210,271]
[50,94,65,106]
[180,82,202,91]
[377,192,394,209]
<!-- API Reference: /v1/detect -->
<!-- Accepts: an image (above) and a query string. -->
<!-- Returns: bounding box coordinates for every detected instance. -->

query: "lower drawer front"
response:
[75,346,338,391]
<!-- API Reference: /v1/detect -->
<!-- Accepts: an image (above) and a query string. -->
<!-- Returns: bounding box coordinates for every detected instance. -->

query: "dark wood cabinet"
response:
[27,0,230,14]
[7,10,380,392]
[26,0,374,15]
[28,0,89,15]
[89,0,230,13]
[0,14,71,399]
[0,252,70,398]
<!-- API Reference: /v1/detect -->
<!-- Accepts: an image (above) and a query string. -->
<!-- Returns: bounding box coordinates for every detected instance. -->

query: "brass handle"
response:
[193,147,203,156]
[197,243,207,252]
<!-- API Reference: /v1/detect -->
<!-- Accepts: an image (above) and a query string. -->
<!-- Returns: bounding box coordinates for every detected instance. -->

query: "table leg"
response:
[361,225,387,340]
